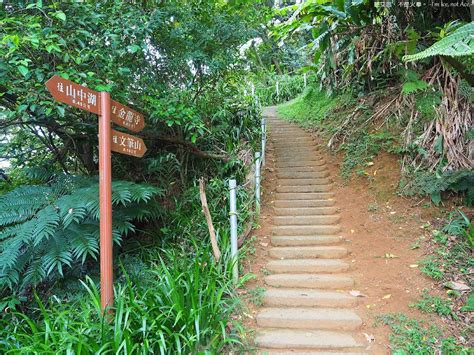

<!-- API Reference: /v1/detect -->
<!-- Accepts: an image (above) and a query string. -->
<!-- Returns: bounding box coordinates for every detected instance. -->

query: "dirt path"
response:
[253,108,367,353]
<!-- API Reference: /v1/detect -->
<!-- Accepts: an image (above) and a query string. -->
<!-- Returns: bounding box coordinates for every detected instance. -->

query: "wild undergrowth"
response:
[377,314,470,354]
[417,212,473,340]
[251,73,312,106]
[0,241,243,354]
[277,86,473,204]
[277,88,398,179]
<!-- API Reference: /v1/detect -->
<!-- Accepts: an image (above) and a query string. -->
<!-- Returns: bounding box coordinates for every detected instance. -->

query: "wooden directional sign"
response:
[46,75,100,114]
[111,100,145,132]
[111,129,147,158]
[46,75,147,314]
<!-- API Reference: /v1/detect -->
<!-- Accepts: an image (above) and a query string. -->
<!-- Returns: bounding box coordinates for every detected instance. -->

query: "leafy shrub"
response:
[0,177,162,291]
[254,73,311,106]
[0,241,241,354]
[400,170,474,205]
[378,313,470,354]
[403,22,474,62]
[278,87,354,126]
[412,290,456,318]
[443,210,473,249]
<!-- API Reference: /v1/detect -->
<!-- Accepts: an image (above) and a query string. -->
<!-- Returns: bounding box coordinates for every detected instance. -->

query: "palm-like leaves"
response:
[0,178,163,290]
[403,22,474,62]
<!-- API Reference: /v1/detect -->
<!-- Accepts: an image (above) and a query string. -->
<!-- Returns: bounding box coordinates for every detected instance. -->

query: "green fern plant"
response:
[0,177,163,291]
[403,22,474,62]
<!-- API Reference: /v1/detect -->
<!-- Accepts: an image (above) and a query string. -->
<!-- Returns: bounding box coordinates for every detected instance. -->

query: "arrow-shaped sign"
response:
[111,100,145,132]
[111,129,147,158]
[46,75,100,114]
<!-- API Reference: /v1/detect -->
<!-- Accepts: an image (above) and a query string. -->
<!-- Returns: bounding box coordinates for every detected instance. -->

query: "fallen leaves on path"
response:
[350,290,367,297]
[363,333,375,343]
[444,281,470,291]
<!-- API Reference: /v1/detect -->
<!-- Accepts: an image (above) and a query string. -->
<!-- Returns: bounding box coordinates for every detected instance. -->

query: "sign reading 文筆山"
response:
[111,129,147,158]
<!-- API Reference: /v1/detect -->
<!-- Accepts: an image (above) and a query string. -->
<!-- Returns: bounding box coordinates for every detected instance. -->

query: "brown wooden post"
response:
[99,91,113,313]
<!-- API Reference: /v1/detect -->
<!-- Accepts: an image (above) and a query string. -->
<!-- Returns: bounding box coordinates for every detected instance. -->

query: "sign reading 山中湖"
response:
[46,76,99,114]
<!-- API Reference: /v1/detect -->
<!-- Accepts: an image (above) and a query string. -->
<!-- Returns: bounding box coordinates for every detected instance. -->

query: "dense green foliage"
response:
[378,314,470,354]
[0,0,268,352]
[272,1,473,204]
[0,1,261,177]
[403,22,474,62]
[0,0,472,351]
[0,177,162,291]
[0,243,241,353]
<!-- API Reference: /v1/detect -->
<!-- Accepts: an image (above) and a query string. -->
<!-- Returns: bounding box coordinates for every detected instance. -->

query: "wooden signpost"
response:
[46,75,146,313]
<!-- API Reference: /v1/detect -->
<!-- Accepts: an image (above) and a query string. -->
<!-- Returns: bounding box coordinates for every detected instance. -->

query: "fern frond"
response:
[69,232,98,264]
[112,182,133,205]
[41,234,73,277]
[0,267,19,289]
[403,22,474,62]
[22,258,46,288]
[31,206,60,247]
[0,234,25,270]
[0,186,52,226]
[0,179,161,290]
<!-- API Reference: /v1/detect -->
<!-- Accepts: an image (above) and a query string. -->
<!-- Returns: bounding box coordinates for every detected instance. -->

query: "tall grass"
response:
[0,241,242,354]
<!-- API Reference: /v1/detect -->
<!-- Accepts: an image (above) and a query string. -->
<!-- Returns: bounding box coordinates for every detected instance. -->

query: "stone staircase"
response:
[255,113,366,354]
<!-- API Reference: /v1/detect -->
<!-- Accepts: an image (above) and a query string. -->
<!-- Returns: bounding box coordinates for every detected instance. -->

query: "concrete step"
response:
[272,143,314,148]
[274,200,336,208]
[277,154,322,161]
[271,235,342,247]
[255,329,363,350]
[276,166,328,173]
[274,150,318,156]
[277,171,330,179]
[273,146,321,157]
[264,288,357,308]
[266,258,349,273]
[271,137,313,141]
[274,207,338,216]
[274,192,334,200]
[270,133,307,136]
[273,139,313,144]
[276,161,326,168]
[273,225,341,236]
[275,149,321,156]
[276,158,325,165]
[276,185,332,193]
[257,307,362,330]
[265,274,354,289]
[269,246,347,259]
[278,178,331,186]
[269,134,312,138]
[273,215,340,225]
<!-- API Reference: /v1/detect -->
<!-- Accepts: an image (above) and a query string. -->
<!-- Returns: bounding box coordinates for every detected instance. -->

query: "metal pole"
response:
[99,92,113,313]
[261,118,266,166]
[229,179,238,285]
[255,152,261,210]
[276,81,279,97]
[304,73,307,88]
